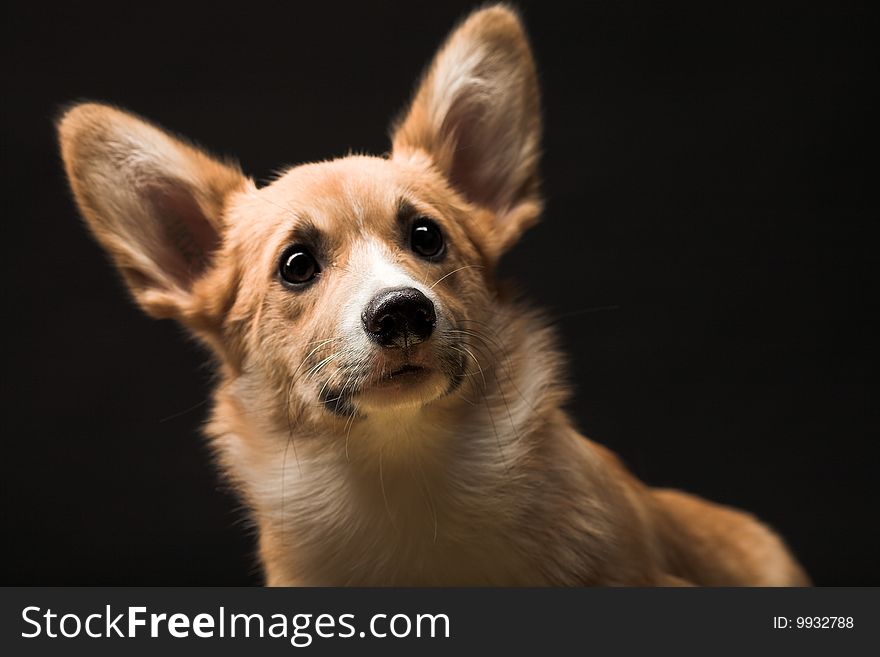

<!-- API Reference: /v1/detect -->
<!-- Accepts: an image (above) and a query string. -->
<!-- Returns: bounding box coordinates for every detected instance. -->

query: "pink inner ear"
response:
[144,181,221,290]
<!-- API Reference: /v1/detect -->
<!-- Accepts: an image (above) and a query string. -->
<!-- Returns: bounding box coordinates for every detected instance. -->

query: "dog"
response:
[57,5,808,586]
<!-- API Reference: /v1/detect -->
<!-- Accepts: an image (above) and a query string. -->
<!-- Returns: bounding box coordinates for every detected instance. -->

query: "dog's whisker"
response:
[313,351,359,410]
[302,353,340,386]
[452,324,540,415]
[452,389,480,406]
[448,345,477,385]
[158,398,208,424]
[321,360,360,405]
[459,345,487,390]
[378,449,397,533]
[414,460,439,543]
[301,335,344,347]
[343,409,357,462]
[428,264,484,290]
[282,376,301,547]
[289,339,341,387]
[489,360,521,447]
[330,371,358,410]
[252,192,301,221]
[481,386,510,476]
[280,432,292,545]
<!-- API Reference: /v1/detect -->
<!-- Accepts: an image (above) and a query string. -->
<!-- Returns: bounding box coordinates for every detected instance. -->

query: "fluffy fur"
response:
[58,5,808,586]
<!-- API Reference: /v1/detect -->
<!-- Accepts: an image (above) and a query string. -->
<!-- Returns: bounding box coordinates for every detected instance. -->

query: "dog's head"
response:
[58,6,541,422]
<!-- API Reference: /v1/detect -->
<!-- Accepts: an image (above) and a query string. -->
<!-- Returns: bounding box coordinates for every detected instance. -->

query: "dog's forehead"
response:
[258,156,415,233]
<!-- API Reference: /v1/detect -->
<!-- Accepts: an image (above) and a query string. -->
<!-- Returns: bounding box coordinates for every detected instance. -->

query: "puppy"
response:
[58,5,808,586]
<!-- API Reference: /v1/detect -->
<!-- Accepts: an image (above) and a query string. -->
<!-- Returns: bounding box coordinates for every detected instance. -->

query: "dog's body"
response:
[58,6,808,586]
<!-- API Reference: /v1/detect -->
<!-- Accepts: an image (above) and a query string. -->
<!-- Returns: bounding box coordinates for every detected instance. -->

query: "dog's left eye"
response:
[279,246,320,286]
[410,218,445,259]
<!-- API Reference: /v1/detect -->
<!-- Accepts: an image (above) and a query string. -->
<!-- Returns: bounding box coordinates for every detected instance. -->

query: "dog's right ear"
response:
[57,103,251,326]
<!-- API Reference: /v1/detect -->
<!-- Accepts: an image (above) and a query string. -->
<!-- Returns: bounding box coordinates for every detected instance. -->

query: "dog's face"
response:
[58,6,541,424]
[230,156,493,415]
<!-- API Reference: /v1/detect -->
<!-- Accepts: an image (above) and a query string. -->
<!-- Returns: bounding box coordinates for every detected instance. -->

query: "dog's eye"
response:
[410,218,445,259]
[279,246,320,286]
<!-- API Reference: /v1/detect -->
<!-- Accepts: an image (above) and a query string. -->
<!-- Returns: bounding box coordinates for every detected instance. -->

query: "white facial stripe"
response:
[361,239,441,303]
[340,240,442,341]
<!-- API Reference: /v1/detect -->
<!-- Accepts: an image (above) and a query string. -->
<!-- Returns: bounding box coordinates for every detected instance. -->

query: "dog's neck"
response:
[207,302,606,584]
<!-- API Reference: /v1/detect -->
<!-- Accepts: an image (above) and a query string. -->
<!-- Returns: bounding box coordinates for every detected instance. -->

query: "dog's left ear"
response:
[391,5,542,257]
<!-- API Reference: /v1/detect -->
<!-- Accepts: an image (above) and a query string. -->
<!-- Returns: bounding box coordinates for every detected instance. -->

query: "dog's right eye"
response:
[410,217,445,260]
[279,246,320,286]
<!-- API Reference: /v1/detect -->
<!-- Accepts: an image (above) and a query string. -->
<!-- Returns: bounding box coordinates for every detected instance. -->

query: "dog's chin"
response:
[354,365,450,412]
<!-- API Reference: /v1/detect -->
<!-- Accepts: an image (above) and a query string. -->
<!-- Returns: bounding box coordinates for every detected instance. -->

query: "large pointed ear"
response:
[391,5,542,254]
[57,103,250,324]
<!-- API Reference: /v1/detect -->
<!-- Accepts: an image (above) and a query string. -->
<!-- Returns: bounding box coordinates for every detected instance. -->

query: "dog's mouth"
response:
[367,362,435,394]
[317,347,466,415]
[380,364,429,383]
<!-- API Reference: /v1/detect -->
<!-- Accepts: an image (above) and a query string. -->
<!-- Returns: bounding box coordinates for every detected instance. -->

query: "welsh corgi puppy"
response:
[58,5,808,586]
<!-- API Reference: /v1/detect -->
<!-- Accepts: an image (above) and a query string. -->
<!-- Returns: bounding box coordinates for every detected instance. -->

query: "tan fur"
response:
[57,5,808,586]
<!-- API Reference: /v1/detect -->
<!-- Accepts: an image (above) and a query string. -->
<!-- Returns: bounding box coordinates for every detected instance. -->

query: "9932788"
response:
[773,616,854,629]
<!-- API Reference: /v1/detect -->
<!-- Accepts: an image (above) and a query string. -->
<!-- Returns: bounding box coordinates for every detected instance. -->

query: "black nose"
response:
[362,286,436,348]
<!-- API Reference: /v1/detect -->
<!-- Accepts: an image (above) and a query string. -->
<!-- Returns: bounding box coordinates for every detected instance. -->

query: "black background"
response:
[2,1,875,585]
